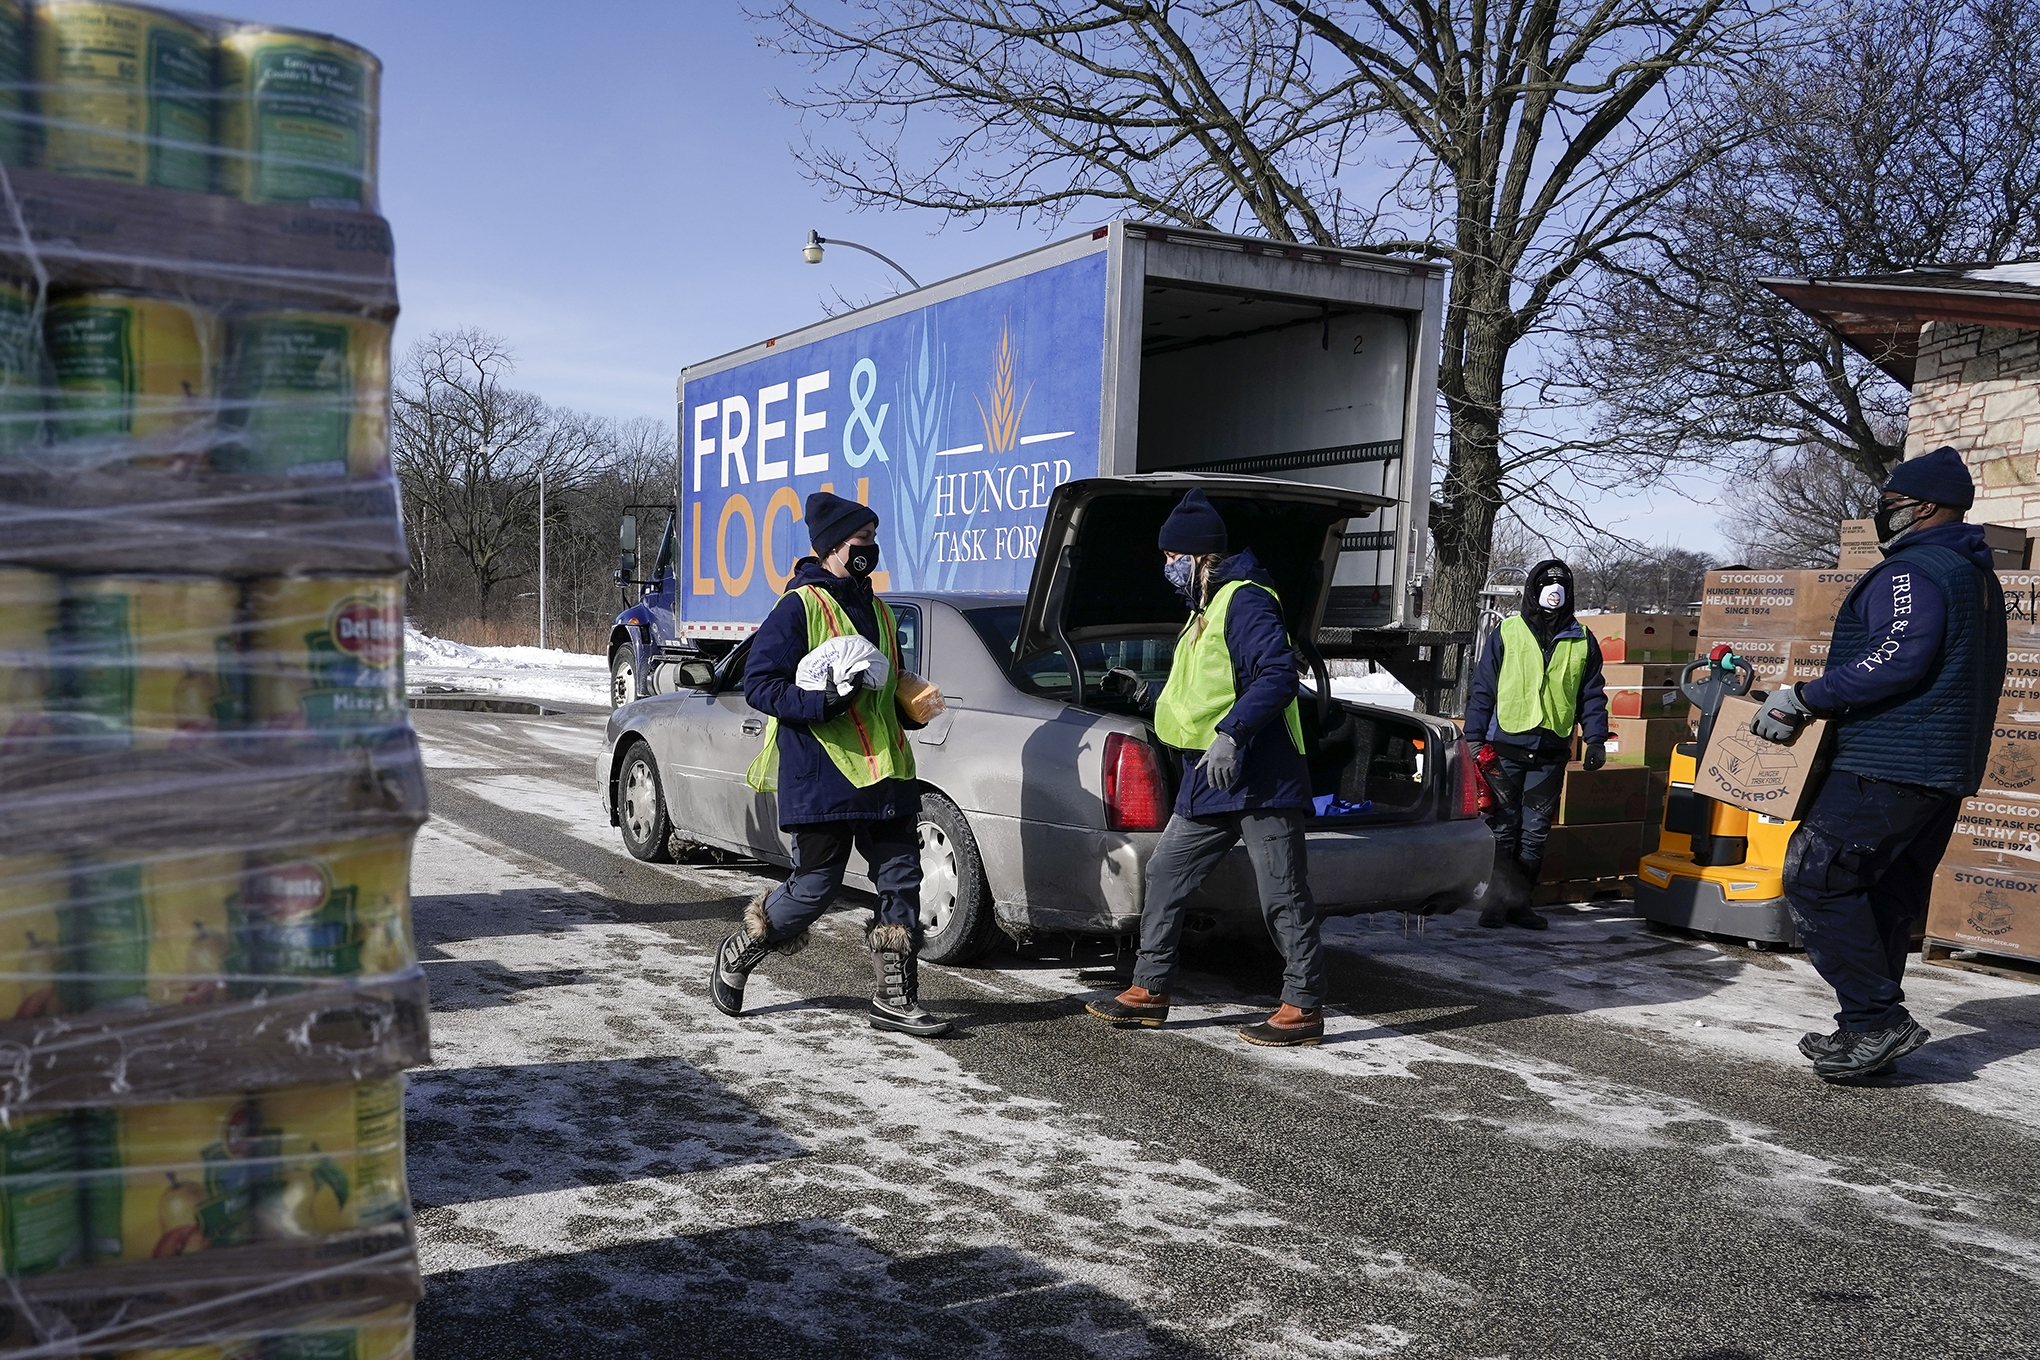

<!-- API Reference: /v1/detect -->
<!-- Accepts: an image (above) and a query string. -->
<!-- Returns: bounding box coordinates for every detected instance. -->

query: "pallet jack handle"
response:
[1678,644,1756,753]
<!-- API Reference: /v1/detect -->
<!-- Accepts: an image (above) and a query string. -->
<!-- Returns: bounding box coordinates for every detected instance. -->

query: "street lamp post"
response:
[537,465,547,650]
[802,229,921,290]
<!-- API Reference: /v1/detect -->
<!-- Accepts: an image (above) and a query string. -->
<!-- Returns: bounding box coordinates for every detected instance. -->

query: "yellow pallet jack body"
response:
[1635,650,1802,947]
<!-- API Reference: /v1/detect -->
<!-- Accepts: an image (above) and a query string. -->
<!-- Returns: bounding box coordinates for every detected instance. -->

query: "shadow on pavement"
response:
[418,1224,1224,1359]
[406,1058,805,1207]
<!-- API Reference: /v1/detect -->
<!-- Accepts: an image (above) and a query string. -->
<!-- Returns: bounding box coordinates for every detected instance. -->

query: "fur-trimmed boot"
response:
[866,924,950,1037]
[709,892,808,1017]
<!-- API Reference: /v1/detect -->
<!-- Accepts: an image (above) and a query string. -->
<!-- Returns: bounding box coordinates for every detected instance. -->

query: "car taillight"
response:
[1453,737,1483,819]
[1103,732,1169,831]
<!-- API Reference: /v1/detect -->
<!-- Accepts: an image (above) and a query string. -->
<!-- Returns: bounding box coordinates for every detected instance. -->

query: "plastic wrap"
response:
[0,7,420,1354]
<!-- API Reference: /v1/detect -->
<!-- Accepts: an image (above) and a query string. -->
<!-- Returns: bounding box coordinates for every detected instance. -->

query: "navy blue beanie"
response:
[1884,445,1974,509]
[805,491,878,553]
[1158,489,1228,554]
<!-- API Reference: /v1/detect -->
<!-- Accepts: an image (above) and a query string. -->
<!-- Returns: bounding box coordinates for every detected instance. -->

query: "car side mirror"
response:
[679,660,716,690]
[618,548,637,581]
[619,513,637,554]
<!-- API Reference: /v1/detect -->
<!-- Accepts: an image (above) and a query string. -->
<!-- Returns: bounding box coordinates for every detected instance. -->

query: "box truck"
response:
[607,219,1447,707]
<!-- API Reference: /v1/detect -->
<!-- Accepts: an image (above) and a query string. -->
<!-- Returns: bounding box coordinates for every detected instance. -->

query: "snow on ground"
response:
[405,627,611,708]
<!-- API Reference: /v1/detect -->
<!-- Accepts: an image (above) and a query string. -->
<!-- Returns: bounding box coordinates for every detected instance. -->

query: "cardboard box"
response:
[1926,861,2040,960]
[1997,571,2040,639]
[1837,519,1881,569]
[2002,641,2040,708]
[1606,716,1690,769]
[1603,663,1688,687]
[1945,793,2040,865]
[1699,571,1801,638]
[1556,762,1649,825]
[1608,683,1681,718]
[1785,639,1830,684]
[1579,613,1697,663]
[1983,522,2027,570]
[1539,822,1644,883]
[1693,693,1829,818]
[1796,569,1867,639]
[1985,707,2040,794]
[1641,769,1670,855]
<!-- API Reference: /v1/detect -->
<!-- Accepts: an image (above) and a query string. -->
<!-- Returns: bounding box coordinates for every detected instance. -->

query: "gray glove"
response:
[1102,666,1151,707]
[1198,731,1240,791]
[1750,683,1815,743]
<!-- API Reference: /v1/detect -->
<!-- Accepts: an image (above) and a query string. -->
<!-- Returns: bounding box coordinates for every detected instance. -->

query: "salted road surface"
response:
[405,707,2040,1359]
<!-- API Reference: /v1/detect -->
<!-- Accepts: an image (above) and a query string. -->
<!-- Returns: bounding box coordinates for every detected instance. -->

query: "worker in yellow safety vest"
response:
[708,491,948,1037]
[1085,489,1329,1047]
[1463,558,1612,929]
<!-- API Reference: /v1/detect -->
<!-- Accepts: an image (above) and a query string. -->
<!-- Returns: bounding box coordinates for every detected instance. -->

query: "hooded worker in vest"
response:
[708,491,949,1038]
[1749,446,2005,1083]
[1463,558,1612,929]
[1085,489,1329,1047]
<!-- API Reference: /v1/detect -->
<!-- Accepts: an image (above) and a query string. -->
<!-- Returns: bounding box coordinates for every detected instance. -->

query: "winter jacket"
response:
[1171,548,1312,818]
[1806,520,2005,795]
[1464,620,1612,756]
[744,559,918,828]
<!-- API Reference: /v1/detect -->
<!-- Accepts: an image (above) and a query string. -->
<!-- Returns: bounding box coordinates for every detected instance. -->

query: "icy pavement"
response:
[405,627,610,708]
[404,707,2040,1357]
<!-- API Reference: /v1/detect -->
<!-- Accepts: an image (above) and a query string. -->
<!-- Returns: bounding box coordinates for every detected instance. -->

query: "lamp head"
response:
[802,229,825,265]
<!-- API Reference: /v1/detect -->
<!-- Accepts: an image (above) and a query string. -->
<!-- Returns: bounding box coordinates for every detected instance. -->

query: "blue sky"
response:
[246,0,1716,551]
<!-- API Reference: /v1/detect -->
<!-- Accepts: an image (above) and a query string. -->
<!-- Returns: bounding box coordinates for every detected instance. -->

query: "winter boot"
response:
[867,924,951,1037]
[1086,986,1171,1027]
[1237,1004,1325,1047]
[709,892,808,1018]
[1505,859,1548,929]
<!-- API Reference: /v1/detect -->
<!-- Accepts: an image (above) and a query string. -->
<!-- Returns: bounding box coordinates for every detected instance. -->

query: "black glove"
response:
[1750,684,1814,743]
[1198,731,1241,791]
[820,686,856,719]
[1102,666,1151,707]
[1582,741,1606,772]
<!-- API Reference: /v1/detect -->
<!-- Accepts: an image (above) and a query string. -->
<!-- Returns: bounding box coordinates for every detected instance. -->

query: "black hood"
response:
[1521,558,1576,647]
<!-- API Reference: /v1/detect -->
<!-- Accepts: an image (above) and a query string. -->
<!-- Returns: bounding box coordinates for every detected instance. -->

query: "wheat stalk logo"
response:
[976,321,1030,455]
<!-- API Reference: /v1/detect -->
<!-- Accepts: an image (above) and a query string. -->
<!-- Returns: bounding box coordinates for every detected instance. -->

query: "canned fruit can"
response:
[216,26,379,210]
[256,1077,405,1239]
[241,836,411,981]
[258,1307,414,1360]
[0,1111,83,1276]
[246,576,401,735]
[67,852,237,1012]
[60,576,240,748]
[34,2,213,192]
[79,1095,263,1262]
[215,312,390,479]
[0,856,65,1021]
[0,568,58,749]
[47,293,221,453]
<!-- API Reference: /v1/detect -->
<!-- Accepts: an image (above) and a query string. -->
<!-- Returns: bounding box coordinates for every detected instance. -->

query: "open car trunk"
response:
[1005,474,1434,821]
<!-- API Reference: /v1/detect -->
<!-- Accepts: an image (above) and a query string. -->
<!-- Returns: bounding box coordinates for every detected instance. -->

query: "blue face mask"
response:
[1164,556,1197,600]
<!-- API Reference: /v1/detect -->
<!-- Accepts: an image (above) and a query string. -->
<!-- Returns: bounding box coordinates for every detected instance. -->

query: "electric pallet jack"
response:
[1635,644,1802,948]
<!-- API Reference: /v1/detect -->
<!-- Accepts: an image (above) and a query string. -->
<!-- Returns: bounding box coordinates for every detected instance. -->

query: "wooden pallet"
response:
[1921,939,2040,985]
[1534,875,1639,906]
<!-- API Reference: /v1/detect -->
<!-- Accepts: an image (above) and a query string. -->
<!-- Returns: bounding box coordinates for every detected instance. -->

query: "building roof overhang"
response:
[1761,268,2040,388]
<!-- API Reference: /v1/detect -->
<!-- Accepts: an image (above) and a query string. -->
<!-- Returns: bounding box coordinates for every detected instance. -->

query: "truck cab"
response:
[608,505,707,708]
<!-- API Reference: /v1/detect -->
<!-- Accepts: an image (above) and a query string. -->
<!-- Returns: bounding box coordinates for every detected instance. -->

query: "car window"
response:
[892,603,922,676]
[965,605,1175,703]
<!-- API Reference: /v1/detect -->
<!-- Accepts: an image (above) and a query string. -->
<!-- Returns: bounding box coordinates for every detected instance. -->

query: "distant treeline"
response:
[393,329,675,652]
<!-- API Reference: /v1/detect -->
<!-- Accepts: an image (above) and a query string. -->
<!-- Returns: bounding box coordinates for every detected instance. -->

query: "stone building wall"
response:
[1905,320,2040,528]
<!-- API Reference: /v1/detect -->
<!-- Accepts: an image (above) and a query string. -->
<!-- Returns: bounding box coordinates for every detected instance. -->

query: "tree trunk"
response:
[1429,267,1512,636]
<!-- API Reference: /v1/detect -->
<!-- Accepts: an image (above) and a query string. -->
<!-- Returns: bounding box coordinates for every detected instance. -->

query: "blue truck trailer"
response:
[608,219,1449,708]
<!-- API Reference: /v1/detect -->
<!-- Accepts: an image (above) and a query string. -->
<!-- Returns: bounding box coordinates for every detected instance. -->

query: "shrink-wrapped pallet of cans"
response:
[0,5,423,1354]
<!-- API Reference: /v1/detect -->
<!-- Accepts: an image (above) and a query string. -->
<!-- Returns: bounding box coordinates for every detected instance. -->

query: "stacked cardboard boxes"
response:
[1925,571,2040,967]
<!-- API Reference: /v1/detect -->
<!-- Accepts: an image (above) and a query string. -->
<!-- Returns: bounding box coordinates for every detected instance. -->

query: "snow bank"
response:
[1966,261,2040,287]
[405,626,611,708]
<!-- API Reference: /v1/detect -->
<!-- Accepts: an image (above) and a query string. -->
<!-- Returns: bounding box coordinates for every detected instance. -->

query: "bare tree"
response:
[393,330,611,622]
[1570,540,1717,611]
[1561,0,2040,487]
[1719,441,1880,567]
[763,0,1780,631]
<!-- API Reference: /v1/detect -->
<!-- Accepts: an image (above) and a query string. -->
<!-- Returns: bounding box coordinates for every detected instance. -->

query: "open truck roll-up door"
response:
[1011,474,1391,707]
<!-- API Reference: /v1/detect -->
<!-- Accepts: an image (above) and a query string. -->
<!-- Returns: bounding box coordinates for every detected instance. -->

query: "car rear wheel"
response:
[916,791,997,964]
[610,646,636,709]
[617,742,674,862]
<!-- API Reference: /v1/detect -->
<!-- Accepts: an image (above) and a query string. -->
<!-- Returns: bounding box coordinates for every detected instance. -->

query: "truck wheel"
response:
[610,646,637,709]
[915,791,998,965]
[617,742,674,862]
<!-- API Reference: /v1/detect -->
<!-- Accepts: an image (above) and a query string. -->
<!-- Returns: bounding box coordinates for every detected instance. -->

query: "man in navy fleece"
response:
[1749,446,2007,1083]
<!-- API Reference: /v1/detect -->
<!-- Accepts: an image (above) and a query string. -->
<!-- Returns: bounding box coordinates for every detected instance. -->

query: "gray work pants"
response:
[1131,809,1327,1009]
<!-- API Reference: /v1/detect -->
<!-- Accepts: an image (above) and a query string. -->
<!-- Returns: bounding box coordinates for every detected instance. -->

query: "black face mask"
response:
[1874,499,1926,546]
[844,543,881,579]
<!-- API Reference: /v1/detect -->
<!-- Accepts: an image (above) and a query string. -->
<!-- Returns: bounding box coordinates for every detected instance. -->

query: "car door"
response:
[643,645,775,856]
